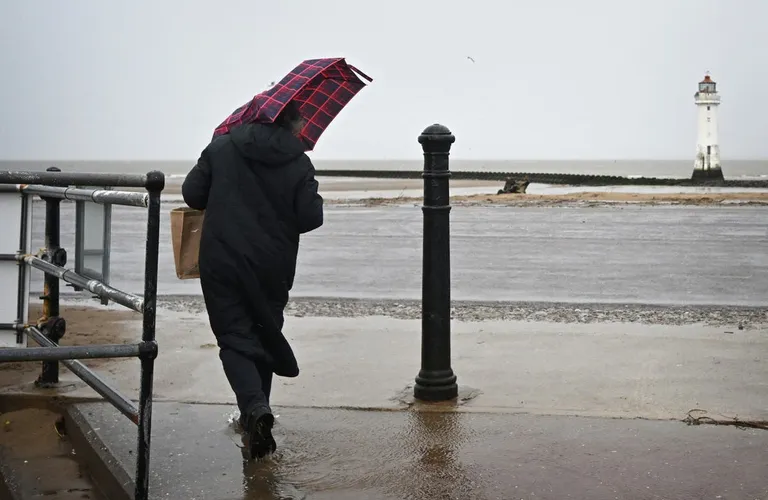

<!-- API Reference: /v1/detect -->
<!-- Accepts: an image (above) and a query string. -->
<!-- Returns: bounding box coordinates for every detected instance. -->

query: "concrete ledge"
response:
[65,404,134,500]
[0,452,21,500]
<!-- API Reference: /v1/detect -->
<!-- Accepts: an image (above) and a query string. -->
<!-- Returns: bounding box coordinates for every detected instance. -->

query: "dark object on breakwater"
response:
[314,169,768,188]
[414,124,458,403]
[498,177,530,194]
[691,167,725,182]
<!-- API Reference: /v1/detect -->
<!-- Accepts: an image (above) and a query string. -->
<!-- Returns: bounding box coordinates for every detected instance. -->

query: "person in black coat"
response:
[182,102,323,459]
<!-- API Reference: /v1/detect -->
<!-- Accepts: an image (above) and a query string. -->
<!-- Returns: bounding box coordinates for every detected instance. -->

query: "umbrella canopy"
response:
[213,58,372,150]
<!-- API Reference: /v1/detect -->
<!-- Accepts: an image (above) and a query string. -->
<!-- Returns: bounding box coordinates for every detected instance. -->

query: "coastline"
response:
[341,191,768,207]
[150,176,768,207]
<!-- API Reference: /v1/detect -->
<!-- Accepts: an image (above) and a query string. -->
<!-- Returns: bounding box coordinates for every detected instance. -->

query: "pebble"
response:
[155,296,768,329]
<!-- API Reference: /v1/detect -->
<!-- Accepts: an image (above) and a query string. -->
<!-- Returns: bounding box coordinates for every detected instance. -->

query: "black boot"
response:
[245,406,276,460]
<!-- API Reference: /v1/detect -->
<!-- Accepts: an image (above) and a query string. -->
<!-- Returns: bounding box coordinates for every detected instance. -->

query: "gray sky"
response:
[0,0,765,160]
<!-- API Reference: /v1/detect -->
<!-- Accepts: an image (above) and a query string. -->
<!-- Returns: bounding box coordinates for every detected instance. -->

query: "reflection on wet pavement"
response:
[73,402,768,499]
[236,411,477,500]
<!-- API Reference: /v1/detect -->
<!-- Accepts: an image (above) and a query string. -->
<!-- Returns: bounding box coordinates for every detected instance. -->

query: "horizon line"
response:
[2,158,768,163]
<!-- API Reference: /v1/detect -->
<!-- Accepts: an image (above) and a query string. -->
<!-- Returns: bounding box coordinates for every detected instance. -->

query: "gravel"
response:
[151,295,768,330]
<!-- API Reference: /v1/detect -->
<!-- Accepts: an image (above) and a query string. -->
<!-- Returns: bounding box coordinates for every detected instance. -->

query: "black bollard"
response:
[414,124,458,402]
[36,166,66,387]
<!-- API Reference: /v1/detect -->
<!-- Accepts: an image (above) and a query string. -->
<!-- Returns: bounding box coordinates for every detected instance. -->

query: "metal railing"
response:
[0,169,164,500]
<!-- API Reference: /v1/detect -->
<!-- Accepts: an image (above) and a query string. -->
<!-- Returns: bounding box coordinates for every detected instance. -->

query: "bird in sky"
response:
[467,56,476,63]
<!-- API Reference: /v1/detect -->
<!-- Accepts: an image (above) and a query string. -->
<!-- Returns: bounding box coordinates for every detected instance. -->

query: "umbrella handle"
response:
[348,65,373,83]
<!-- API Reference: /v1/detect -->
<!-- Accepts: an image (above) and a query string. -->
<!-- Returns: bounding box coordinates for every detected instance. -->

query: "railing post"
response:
[15,191,30,345]
[134,170,164,500]
[414,124,458,402]
[36,166,67,387]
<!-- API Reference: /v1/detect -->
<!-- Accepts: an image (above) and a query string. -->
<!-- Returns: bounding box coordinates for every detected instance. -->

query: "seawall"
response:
[315,169,768,188]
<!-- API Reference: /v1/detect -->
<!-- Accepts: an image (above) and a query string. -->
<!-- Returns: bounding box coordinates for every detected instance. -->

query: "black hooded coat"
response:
[181,123,323,377]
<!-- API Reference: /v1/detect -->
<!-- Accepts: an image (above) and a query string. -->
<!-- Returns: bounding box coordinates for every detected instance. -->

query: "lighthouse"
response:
[692,73,724,181]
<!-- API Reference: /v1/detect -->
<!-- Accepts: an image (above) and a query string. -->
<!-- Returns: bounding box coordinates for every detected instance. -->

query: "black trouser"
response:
[218,299,285,418]
[219,347,274,416]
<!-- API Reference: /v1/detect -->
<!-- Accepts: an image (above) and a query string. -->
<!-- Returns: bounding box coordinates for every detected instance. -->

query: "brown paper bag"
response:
[170,207,204,280]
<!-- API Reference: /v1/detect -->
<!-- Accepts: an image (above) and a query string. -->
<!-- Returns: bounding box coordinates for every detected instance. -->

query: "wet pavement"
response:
[6,316,766,422]
[0,408,102,500]
[69,401,768,500]
[11,195,767,498]
[30,203,768,305]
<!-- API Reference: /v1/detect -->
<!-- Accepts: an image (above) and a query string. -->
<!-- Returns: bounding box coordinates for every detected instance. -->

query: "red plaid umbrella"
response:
[213,58,372,150]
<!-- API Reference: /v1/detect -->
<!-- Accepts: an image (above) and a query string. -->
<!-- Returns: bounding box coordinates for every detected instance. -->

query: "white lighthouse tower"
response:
[692,73,724,181]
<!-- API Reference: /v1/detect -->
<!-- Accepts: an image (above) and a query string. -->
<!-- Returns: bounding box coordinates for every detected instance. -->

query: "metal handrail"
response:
[0,340,143,362]
[0,171,150,187]
[21,185,149,207]
[23,326,141,423]
[23,254,145,312]
[0,169,164,500]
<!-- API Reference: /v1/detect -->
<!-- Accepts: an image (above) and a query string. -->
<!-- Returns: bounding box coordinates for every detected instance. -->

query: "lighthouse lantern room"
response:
[692,73,724,181]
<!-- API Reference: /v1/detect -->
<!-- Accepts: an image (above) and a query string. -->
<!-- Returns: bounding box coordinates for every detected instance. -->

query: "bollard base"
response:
[34,379,60,389]
[414,369,459,402]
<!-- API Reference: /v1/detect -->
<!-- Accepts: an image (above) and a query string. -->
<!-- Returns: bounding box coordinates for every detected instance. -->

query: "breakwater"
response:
[315,170,768,188]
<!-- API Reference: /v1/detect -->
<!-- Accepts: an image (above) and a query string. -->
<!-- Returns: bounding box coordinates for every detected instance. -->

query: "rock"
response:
[498,177,530,194]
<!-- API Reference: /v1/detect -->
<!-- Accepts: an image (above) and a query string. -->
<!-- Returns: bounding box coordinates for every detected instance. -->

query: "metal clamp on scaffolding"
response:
[23,254,145,313]
[20,185,149,208]
[0,167,164,500]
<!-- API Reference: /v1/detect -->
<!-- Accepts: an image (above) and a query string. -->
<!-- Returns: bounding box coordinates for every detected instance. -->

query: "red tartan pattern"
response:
[213,58,372,150]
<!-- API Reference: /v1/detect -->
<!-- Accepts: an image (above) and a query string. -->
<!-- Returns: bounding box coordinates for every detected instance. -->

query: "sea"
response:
[2,158,764,303]
[2,159,768,181]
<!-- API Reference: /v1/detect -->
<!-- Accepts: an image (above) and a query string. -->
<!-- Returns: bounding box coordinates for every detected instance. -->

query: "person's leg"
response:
[257,364,274,405]
[219,346,276,459]
[219,347,268,417]
[255,298,281,406]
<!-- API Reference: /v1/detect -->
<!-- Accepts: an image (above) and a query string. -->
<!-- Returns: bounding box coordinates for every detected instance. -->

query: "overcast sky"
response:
[0,0,765,161]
